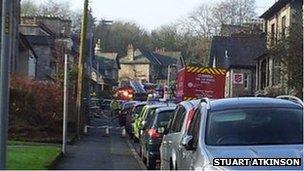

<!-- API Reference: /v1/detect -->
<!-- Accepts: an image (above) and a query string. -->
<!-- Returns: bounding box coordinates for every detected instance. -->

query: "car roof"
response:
[155,106,176,114]
[179,99,201,111]
[209,97,303,111]
[146,103,175,108]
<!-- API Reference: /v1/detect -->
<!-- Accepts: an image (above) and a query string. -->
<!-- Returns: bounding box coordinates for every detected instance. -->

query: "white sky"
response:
[36,0,277,31]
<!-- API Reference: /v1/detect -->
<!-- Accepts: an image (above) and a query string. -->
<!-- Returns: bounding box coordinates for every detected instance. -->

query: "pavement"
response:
[54,115,146,170]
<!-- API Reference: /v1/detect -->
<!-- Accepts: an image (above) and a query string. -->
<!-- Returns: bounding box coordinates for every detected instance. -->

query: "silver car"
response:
[179,97,303,170]
[160,100,200,170]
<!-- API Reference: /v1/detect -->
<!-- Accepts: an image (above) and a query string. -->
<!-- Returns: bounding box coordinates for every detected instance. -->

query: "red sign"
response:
[177,66,226,100]
[233,73,244,84]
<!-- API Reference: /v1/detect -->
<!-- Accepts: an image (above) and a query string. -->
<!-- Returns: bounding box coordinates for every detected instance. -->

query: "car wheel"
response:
[146,152,156,170]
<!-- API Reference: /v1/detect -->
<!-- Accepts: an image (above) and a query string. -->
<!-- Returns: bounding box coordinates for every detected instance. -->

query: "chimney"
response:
[155,47,165,55]
[95,39,101,54]
[127,44,134,61]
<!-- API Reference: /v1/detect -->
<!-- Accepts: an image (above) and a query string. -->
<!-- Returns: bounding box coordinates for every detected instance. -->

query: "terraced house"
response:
[119,44,177,84]
[255,0,303,96]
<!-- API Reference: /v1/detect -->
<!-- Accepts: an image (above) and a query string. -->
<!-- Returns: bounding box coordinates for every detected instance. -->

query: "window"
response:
[281,16,286,38]
[243,73,250,89]
[261,59,267,89]
[206,108,303,146]
[170,106,186,133]
[187,108,201,148]
[270,24,275,46]
[273,58,281,85]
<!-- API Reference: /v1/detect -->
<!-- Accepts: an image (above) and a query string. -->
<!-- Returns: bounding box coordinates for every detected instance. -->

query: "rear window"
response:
[155,110,174,127]
[206,108,303,146]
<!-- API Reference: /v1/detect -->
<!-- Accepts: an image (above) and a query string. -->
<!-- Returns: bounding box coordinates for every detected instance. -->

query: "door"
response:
[170,106,187,170]
[179,108,201,170]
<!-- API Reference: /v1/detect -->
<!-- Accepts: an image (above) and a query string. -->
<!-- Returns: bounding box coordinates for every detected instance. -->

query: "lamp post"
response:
[0,0,12,169]
[165,64,177,100]
[57,38,73,155]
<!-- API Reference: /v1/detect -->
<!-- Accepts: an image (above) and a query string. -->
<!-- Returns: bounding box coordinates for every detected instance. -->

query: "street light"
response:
[165,64,177,100]
[56,38,73,155]
[167,64,177,87]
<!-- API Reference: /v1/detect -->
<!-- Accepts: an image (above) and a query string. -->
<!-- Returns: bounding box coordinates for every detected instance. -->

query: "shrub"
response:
[9,75,65,142]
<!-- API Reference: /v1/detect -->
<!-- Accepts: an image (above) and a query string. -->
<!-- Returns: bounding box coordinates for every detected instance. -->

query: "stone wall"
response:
[119,63,150,82]
[225,68,256,97]
[32,45,53,79]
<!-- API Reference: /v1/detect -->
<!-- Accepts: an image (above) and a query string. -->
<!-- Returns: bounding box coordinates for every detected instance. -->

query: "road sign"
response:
[233,73,244,84]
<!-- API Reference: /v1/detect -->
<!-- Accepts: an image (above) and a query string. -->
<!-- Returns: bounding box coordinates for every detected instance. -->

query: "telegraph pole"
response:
[76,0,89,139]
[0,0,12,169]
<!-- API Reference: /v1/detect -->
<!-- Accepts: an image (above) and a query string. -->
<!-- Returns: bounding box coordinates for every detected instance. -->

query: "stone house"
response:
[20,15,74,80]
[119,44,177,84]
[20,15,71,37]
[17,33,38,78]
[209,36,266,97]
[94,40,120,91]
[25,35,56,80]
[255,0,303,95]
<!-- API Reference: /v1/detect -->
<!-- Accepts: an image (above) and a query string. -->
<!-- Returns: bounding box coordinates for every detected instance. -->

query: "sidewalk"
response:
[54,117,145,170]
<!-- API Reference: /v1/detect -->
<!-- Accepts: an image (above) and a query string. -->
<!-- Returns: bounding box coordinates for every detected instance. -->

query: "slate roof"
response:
[209,36,266,69]
[25,35,54,46]
[120,49,177,66]
[95,55,119,69]
[260,0,292,19]
[19,33,38,59]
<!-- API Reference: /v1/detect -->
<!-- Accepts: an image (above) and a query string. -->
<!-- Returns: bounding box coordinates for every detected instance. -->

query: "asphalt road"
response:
[54,115,146,170]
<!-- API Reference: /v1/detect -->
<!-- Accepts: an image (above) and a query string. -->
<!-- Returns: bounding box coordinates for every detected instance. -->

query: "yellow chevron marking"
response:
[209,68,216,74]
[202,68,211,74]
[213,69,221,75]
[198,68,204,73]
[187,67,194,72]
[219,69,226,75]
[192,67,199,73]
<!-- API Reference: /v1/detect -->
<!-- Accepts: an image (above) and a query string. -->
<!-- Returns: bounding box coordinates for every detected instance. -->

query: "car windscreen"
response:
[205,108,303,146]
[133,104,145,115]
[123,102,135,110]
[155,110,174,128]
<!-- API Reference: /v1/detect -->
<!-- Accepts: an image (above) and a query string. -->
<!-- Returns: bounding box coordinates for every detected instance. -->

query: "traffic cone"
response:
[84,126,88,134]
[121,127,126,138]
[103,126,110,137]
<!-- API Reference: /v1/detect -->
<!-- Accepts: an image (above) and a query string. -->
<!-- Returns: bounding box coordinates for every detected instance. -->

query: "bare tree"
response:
[20,0,39,16]
[185,3,218,37]
[212,0,257,25]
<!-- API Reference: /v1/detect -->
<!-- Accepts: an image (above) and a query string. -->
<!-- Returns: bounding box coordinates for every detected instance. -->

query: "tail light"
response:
[148,128,161,139]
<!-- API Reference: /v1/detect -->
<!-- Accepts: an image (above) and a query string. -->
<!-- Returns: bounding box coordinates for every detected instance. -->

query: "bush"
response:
[9,75,65,142]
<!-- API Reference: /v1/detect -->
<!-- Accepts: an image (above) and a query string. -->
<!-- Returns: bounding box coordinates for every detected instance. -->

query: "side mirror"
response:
[141,120,147,126]
[181,135,195,151]
[157,127,165,134]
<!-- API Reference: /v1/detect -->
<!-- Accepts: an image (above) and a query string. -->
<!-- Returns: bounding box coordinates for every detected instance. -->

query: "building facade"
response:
[210,36,266,97]
[119,44,177,84]
[256,0,303,95]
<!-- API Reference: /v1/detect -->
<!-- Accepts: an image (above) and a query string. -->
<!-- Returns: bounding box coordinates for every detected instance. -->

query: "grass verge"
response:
[7,142,61,170]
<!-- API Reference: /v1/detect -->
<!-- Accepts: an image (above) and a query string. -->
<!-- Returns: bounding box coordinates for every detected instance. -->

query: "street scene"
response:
[0,0,303,170]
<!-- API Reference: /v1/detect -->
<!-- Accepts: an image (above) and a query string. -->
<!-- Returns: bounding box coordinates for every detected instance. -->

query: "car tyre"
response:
[146,152,156,170]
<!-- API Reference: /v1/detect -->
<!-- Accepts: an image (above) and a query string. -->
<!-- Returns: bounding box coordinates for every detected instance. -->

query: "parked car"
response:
[178,97,303,170]
[160,99,200,170]
[133,103,173,142]
[127,102,147,137]
[139,106,176,169]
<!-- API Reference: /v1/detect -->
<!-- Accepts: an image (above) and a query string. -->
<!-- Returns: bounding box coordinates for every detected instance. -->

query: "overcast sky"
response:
[37,0,277,31]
